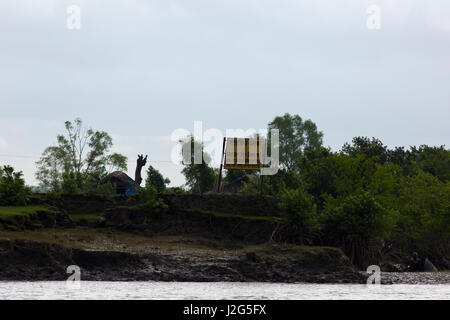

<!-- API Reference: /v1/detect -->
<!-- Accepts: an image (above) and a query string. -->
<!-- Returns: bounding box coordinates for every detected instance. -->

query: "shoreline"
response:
[1,230,449,284]
[1,194,448,285]
[0,235,366,283]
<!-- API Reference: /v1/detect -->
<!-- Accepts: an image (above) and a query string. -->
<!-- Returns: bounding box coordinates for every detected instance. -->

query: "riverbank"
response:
[1,228,448,284]
[0,228,365,283]
[0,194,448,283]
[379,272,450,284]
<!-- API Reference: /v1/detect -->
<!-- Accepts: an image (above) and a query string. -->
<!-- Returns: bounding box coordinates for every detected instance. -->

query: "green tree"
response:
[279,188,318,244]
[407,145,450,182]
[321,191,396,268]
[268,113,323,171]
[301,153,372,200]
[35,118,127,192]
[224,169,253,184]
[180,136,216,194]
[138,185,169,214]
[394,171,450,263]
[0,165,30,206]
[146,165,170,192]
[238,175,276,195]
[61,172,81,195]
[342,136,388,162]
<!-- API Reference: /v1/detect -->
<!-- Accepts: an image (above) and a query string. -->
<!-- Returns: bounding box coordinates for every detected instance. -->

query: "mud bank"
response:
[379,272,450,284]
[0,239,365,283]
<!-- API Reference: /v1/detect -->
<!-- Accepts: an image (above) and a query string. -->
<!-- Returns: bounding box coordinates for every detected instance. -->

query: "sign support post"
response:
[215,137,226,193]
[260,174,264,196]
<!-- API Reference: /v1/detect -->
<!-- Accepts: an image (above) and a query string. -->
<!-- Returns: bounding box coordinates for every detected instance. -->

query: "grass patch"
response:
[184,208,286,222]
[69,213,100,225]
[0,205,54,222]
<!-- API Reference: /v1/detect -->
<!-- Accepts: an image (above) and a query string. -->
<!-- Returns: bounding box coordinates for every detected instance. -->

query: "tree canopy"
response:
[0,165,29,206]
[35,118,127,192]
[268,113,323,171]
[179,136,216,194]
[146,165,171,193]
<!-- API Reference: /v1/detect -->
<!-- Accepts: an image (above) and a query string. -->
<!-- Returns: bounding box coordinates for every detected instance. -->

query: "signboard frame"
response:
[215,137,265,194]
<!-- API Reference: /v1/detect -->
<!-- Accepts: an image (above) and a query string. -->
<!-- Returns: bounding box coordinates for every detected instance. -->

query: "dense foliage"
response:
[179,136,217,194]
[35,118,127,194]
[139,185,169,214]
[146,165,170,193]
[239,113,450,268]
[2,113,448,269]
[0,165,30,206]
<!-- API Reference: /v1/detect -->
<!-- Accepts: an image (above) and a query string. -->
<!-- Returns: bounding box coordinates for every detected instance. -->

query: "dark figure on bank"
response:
[134,154,148,188]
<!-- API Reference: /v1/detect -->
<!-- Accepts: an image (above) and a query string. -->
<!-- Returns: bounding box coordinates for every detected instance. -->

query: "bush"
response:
[139,186,169,214]
[238,176,276,195]
[162,187,187,195]
[82,171,115,196]
[279,188,317,224]
[61,172,80,195]
[146,165,170,193]
[278,188,318,244]
[0,165,30,206]
[321,191,396,268]
[393,171,450,265]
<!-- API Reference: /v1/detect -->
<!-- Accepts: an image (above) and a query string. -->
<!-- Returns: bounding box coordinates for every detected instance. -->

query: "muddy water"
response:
[1,277,449,300]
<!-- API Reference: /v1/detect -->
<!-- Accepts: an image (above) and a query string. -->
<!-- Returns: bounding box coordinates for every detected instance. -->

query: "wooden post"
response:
[259,136,265,196]
[260,174,264,196]
[216,137,226,193]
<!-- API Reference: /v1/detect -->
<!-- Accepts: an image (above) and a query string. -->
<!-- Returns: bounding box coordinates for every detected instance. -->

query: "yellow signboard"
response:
[224,138,263,170]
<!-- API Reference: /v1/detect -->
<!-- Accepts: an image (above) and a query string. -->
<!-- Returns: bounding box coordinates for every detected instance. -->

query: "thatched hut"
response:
[108,171,135,195]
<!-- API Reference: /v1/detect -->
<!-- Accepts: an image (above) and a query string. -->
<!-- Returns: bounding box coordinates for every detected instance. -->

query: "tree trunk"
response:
[134,154,147,188]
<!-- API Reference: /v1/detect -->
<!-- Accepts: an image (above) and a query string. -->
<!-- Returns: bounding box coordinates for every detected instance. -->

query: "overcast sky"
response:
[0,0,449,187]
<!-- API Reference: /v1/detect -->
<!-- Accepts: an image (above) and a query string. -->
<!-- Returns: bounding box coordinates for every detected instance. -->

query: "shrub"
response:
[139,186,168,214]
[394,171,450,265]
[278,188,318,244]
[162,187,187,195]
[321,191,396,268]
[279,188,317,224]
[0,165,30,206]
[61,172,81,195]
[146,165,170,193]
[238,176,276,195]
[82,171,115,196]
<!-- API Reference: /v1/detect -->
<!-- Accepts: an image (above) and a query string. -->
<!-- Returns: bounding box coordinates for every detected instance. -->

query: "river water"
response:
[0,281,449,300]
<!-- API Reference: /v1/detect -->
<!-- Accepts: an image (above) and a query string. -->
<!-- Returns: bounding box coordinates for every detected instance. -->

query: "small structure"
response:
[108,171,135,195]
[107,154,147,195]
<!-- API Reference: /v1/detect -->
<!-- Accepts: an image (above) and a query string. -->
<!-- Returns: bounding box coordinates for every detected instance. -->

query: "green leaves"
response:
[179,136,216,194]
[146,165,170,193]
[0,165,29,206]
[320,191,396,268]
[395,171,450,258]
[279,188,317,227]
[139,186,169,214]
[35,118,127,193]
[322,192,395,242]
[268,113,323,171]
